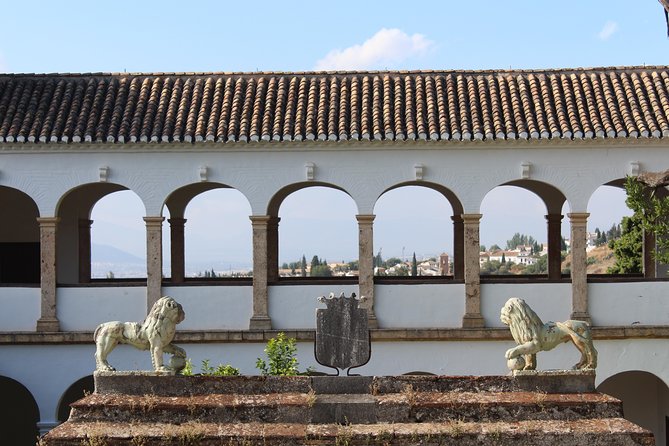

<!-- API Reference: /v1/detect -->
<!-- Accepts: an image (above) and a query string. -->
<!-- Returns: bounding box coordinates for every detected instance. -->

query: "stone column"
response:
[36,217,60,332]
[546,214,563,280]
[568,213,591,323]
[461,214,484,328]
[267,216,280,282]
[144,217,164,311]
[250,216,272,329]
[168,218,187,283]
[643,229,656,279]
[451,215,464,279]
[356,214,378,328]
[78,218,93,283]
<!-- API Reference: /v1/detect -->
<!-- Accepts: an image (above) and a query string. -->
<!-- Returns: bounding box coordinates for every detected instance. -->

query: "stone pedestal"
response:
[43,372,654,445]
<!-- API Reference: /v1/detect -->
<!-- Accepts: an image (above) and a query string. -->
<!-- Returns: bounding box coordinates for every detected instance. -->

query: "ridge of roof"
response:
[1,65,668,80]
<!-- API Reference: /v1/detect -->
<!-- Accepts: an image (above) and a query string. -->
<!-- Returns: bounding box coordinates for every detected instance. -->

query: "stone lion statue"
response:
[94,296,186,373]
[500,297,597,371]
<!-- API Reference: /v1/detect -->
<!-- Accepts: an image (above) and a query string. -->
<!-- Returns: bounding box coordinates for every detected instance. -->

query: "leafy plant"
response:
[256,332,299,376]
[624,175,669,264]
[200,359,240,376]
[180,358,194,376]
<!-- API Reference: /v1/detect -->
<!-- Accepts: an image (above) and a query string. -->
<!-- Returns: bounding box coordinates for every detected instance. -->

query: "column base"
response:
[367,314,379,329]
[36,318,60,332]
[570,312,592,324]
[462,314,485,328]
[249,316,272,330]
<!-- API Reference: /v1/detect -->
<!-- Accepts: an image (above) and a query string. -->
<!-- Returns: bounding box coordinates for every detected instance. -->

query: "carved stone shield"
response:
[315,293,371,375]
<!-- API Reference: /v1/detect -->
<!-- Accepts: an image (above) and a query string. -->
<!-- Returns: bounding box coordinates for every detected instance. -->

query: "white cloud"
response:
[598,21,619,41]
[315,28,434,71]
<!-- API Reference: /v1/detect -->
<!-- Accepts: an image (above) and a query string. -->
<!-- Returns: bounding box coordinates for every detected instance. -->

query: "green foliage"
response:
[490,244,501,251]
[624,175,669,264]
[384,257,402,268]
[311,263,333,277]
[180,358,194,376]
[411,252,418,276]
[607,214,643,274]
[506,233,537,250]
[301,255,307,277]
[256,332,299,376]
[524,254,548,274]
[200,359,240,376]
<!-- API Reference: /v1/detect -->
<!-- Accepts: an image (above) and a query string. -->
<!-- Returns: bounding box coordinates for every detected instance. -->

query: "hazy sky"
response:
[3,0,663,268]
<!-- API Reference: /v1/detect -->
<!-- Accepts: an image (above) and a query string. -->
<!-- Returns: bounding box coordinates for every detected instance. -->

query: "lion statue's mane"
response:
[94,296,186,373]
[500,297,597,371]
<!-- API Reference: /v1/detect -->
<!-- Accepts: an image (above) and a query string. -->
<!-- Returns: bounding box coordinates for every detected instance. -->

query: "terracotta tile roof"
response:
[1,66,669,145]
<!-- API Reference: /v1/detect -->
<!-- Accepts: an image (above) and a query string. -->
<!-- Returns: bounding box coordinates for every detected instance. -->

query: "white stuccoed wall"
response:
[589,282,669,326]
[163,286,253,330]
[375,283,465,328]
[481,283,572,327]
[57,287,147,331]
[0,287,40,331]
[268,284,359,329]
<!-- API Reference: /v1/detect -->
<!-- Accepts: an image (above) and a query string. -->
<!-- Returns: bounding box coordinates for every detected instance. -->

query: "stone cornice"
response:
[2,326,668,345]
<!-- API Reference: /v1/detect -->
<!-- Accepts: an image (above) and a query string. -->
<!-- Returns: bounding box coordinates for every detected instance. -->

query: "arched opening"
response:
[57,184,146,283]
[373,184,458,278]
[274,185,357,278]
[57,375,94,423]
[480,185,557,276]
[182,188,252,278]
[586,183,637,276]
[0,186,39,283]
[89,190,147,280]
[0,376,39,445]
[598,371,669,445]
[164,183,253,282]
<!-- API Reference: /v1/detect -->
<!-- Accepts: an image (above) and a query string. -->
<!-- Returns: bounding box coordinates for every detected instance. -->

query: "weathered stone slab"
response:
[315,292,370,374]
[311,376,373,394]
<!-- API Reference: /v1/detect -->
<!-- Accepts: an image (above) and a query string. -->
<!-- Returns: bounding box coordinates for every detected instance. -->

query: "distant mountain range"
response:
[92,244,144,264]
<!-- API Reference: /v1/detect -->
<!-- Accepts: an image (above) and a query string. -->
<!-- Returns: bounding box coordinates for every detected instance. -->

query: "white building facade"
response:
[0,67,668,444]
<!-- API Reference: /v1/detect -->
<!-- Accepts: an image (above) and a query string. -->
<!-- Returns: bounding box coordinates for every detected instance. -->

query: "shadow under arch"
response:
[57,375,94,423]
[373,181,463,278]
[267,181,354,217]
[0,186,40,283]
[55,182,144,284]
[0,376,39,445]
[598,370,669,445]
[163,182,253,282]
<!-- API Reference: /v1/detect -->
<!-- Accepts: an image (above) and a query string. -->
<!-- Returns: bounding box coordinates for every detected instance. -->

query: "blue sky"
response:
[2,1,666,269]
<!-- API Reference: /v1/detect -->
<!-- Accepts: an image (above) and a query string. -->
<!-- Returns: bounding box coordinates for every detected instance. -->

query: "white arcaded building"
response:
[0,66,668,444]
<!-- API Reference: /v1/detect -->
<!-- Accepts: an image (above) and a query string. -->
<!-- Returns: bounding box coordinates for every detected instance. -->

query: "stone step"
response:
[69,390,622,424]
[94,370,596,397]
[42,418,655,446]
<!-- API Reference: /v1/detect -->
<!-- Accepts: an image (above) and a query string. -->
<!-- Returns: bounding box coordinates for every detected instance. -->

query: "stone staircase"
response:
[42,371,654,445]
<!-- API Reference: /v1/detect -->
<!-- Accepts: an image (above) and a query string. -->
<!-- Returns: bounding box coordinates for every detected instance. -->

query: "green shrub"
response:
[200,359,240,376]
[256,332,299,376]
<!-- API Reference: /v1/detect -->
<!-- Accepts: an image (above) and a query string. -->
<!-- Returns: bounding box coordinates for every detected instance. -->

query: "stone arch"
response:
[163,182,253,281]
[267,182,358,278]
[0,186,40,283]
[266,181,357,217]
[0,376,39,445]
[57,375,94,423]
[56,183,144,283]
[373,181,463,278]
[480,180,567,278]
[598,370,669,445]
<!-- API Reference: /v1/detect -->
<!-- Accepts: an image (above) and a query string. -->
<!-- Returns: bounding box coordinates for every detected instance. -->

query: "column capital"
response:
[167,217,187,225]
[545,214,564,223]
[36,217,60,227]
[143,216,165,226]
[356,214,376,224]
[567,213,590,225]
[249,215,272,225]
[461,213,483,224]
